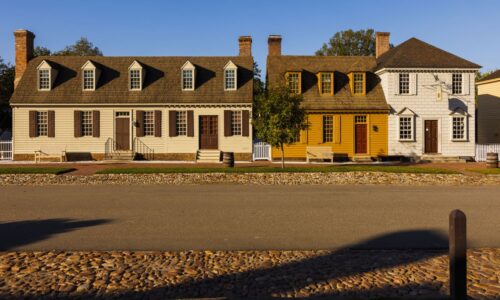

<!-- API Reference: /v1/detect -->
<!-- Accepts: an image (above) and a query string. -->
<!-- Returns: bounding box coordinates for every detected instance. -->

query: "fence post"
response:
[449,209,467,300]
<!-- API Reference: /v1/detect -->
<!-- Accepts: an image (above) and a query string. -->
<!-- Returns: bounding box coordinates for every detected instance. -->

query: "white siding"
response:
[379,70,476,157]
[13,105,252,156]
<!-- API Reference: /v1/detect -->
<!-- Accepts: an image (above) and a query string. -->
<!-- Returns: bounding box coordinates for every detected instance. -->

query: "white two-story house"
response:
[374,33,481,160]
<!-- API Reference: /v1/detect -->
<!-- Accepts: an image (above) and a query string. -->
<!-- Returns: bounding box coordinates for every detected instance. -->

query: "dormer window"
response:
[224,61,238,91]
[285,72,301,94]
[37,60,57,91]
[81,60,100,91]
[128,61,145,91]
[318,72,334,95]
[181,61,195,91]
[349,72,366,95]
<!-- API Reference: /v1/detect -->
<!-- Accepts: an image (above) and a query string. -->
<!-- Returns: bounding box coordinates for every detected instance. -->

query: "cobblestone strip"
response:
[1,172,499,186]
[0,250,498,299]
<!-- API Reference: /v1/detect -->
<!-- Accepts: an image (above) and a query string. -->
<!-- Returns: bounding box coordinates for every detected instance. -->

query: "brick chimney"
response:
[268,35,282,56]
[14,29,35,88]
[238,36,252,57]
[376,32,390,58]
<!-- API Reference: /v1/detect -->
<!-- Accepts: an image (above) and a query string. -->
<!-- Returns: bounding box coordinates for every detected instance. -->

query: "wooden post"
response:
[449,209,467,300]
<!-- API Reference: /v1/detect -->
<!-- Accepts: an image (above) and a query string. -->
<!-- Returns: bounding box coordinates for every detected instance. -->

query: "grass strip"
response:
[0,167,75,175]
[467,168,500,175]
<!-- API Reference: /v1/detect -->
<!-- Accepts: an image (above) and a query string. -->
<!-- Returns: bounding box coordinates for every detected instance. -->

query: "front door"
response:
[199,116,218,149]
[355,124,368,154]
[424,120,438,153]
[115,115,130,150]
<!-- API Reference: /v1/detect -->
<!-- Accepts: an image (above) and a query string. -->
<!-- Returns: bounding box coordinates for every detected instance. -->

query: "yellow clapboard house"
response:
[266,35,389,161]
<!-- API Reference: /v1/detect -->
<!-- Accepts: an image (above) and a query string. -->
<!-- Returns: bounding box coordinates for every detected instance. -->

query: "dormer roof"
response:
[224,60,237,69]
[81,60,97,70]
[181,60,195,70]
[450,107,470,116]
[396,107,417,115]
[37,60,53,69]
[128,60,144,70]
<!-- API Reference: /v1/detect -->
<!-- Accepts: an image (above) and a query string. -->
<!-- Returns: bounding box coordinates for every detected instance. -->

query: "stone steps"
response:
[106,151,135,161]
[420,155,466,163]
[352,156,373,163]
[196,150,221,163]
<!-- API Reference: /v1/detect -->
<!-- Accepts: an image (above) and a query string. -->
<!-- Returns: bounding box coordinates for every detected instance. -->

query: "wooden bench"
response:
[306,146,334,164]
[34,150,67,163]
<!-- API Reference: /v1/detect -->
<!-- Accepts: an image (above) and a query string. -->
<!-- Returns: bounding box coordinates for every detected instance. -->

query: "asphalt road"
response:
[0,184,499,251]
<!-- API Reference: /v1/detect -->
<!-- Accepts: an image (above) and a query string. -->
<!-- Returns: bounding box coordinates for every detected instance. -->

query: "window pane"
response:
[452,117,465,140]
[183,70,193,90]
[231,110,242,135]
[399,117,413,140]
[39,69,50,90]
[287,73,300,94]
[36,111,48,136]
[225,69,236,90]
[321,73,332,94]
[355,115,367,123]
[353,73,364,94]
[144,111,154,136]
[83,70,95,90]
[452,73,462,94]
[399,73,409,94]
[176,111,187,135]
[323,115,333,142]
[81,111,93,136]
[130,70,141,90]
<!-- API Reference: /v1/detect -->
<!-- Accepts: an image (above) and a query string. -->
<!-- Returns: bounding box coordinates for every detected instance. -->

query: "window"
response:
[182,70,194,90]
[81,111,93,136]
[176,111,187,136]
[399,116,413,141]
[115,111,130,117]
[143,111,154,136]
[452,116,466,141]
[323,115,333,142]
[452,73,462,95]
[38,69,50,90]
[224,69,236,90]
[130,69,142,90]
[399,73,410,94]
[286,72,301,94]
[36,111,48,136]
[83,70,95,90]
[355,115,367,123]
[231,110,242,135]
[319,72,333,95]
[353,73,365,95]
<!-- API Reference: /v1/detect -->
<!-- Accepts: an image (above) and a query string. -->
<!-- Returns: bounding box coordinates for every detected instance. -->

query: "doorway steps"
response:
[106,150,135,161]
[196,150,221,163]
[352,156,373,163]
[419,155,466,163]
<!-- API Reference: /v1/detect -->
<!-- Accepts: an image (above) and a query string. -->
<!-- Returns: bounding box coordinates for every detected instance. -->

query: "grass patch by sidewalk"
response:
[97,165,458,175]
[467,168,500,175]
[0,167,75,175]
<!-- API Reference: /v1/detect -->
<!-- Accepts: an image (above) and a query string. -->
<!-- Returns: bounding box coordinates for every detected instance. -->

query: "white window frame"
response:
[452,73,463,95]
[398,116,414,141]
[82,69,95,91]
[231,110,242,136]
[128,61,144,91]
[181,61,195,91]
[398,73,410,95]
[81,111,93,137]
[37,60,55,91]
[176,111,188,136]
[36,111,49,136]
[38,69,51,91]
[451,115,467,141]
[224,61,238,91]
[143,111,155,136]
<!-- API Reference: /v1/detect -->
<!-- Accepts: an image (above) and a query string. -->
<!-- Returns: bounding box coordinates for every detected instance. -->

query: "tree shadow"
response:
[0,218,111,251]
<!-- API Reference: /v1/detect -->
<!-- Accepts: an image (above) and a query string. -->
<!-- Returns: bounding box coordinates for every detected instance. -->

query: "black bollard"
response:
[449,209,467,300]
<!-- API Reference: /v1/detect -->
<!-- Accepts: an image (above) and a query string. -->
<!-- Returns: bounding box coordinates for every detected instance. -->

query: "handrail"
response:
[133,137,154,160]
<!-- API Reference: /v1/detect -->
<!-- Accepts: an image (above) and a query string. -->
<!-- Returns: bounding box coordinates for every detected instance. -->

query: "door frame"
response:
[198,115,219,150]
[353,115,369,155]
[114,110,132,151]
[422,119,439,154]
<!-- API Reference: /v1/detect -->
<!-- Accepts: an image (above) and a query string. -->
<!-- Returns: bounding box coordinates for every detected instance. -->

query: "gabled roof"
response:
[396,107,416,115]
[477,70,500,83]
[376,38,481,70]
[81,60,97,70]
[266,55,389,111]
[11,56,253,105]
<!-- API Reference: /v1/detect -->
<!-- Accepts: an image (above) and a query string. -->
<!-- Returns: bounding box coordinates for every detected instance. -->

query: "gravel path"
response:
[0,249,498,299]
[1,172,499,186]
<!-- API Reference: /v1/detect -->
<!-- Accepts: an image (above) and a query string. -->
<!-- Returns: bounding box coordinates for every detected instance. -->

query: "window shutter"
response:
[334,115,341,144]
[136,110,145,137]
[92,110,100,138]
[48,110,55,138]
[410,73,417,95]
[169,110,177,137]
[224,110,232,136]
[320,116,324,144]
[394,73,400,95]
[242,110,250,137]
[154,110,162,137]
[74,110,82,138]
[29,111,37,138]
[187,111,194,137]
[462,73,470,95]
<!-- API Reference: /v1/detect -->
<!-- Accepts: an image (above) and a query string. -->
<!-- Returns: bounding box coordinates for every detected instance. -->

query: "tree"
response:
[33,46,52,57]
[55,37,102,56]
[253,86,307,168]
[316,29,382,56]
[0,57,15,129]
[253,61,264,96]
[476,69,499,82]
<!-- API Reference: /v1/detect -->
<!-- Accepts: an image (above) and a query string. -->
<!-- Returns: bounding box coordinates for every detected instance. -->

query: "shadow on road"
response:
[0,218,111,251]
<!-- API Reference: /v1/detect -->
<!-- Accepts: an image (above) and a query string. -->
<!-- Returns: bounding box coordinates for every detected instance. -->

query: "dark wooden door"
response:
[355,124,368,154]
[424,120,438,153]
[199,116,218,149]
[115,118,130,150]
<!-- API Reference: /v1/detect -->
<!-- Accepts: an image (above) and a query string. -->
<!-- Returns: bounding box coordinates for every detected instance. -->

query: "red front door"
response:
[355,124,367,154]
[424,120,438,153]
[199,116,218,149]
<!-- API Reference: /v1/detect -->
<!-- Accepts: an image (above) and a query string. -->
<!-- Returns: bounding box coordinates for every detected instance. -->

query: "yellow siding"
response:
[272,112,388,160]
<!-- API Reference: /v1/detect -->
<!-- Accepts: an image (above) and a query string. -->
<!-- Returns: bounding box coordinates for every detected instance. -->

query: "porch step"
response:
[352,156,373,163]
[419,155,466,163]
[106,151,135,161]
[196,150,221,163]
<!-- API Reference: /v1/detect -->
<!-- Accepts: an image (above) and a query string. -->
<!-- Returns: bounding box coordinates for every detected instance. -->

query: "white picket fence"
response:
[476,144,500,162]
[0,140,13,160]
[253,141,271,161]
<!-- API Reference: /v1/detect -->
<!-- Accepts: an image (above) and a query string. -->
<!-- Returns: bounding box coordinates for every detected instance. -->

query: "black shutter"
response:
[242,110,250,137]
[224,110,232,137]
[169,110,177,137]
[29,111,37,137]
[74,111,82,138]
[48,110,55,138]
[154,110,162,137]
[187,111,194,137]
[92,110,100,137]
[136,110,145,137]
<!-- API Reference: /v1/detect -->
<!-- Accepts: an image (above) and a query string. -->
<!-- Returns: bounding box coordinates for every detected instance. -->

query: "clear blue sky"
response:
[1,0,498,72]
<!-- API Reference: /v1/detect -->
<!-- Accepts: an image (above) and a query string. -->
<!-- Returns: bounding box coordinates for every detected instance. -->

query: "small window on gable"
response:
[318,72,334,95]
[181,61,195,91]
[285,72,301,94]
[37,60,57,91]
[81,60,100,91]
[129,61,144,91]
[352,72,365,95]
[224,61,238,91]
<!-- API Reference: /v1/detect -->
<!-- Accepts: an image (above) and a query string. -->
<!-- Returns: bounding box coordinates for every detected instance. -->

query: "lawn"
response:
[97,165,458,175]
[467,168,500,175]
[0,167,75,175]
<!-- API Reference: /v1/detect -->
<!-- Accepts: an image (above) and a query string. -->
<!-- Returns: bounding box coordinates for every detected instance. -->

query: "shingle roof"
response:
[266,55,389,111]
[11,56,253,104]
[477,70,500,83]
[376,38,481,70]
